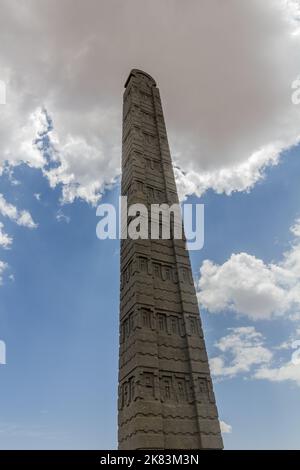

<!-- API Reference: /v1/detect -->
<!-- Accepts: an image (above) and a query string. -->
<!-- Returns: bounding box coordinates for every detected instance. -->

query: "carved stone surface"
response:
[118,69,223,449]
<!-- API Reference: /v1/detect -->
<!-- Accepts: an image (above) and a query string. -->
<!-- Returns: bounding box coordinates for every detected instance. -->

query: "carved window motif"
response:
[170,316,179,335]
[122,313,133,341]
[198,377,209,402]
[123,382,129,407]
[129,313,134,332]
[154,161,161,171]
[125,262,132,283]
[161,377,172,401]
[147,186,154,201]
[190,317,198,335]
[143,372,154,397]
[155,189,163,201]
[167,190,177,204]
[150,159,156,170]
[146,158,158,171]
[121,262,131,287]
[141,308,151,328]
[153,263,161,279]
[186,270,193,286]
[129,377,135,402]
[158,313,167,332]
[181,268,188,283]
[134,150,142,161]
[177,379,187,401]
[139,257,148,273]
[164,266,172,281]
[121,376,135,407]
[143,132,157,147]
[124,318,129,339]
[136,180,144,192]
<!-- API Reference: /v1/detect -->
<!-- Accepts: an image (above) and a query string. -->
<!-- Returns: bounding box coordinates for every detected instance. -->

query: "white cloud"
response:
[254,360,300,386]
[43,126,120,205]
[220,420,232,434]
[210,325,300,388]
[0,222,12,249]
[56,209,70,224]
[197,219,300,320]
[254,330,300,386]
[210,327,273,378]
[198,254,288,320]
[175,143,284,201]
[0,194,37,228]
[0,0,300,202]
[0,260,8,284]
[291,219,300,237]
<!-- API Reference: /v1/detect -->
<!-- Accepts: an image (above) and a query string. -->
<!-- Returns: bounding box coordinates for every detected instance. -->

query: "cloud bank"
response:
[0,260,8,284]
[0,194,37,229]
[0,0,300,203]
[210,326,300,388]
[197,219,300,320]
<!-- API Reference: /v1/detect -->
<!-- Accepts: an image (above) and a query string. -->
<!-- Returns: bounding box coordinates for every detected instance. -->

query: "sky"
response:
[0,0,300,449]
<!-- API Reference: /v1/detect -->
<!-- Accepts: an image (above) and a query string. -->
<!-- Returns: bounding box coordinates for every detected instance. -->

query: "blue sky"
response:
[0,142,300,449]
[1,0,300,450]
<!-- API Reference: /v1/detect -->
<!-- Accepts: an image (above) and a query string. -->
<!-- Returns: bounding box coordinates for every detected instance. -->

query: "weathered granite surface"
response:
[118,69,223,450]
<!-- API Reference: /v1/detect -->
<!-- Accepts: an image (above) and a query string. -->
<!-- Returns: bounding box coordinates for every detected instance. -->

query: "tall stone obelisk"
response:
[118,69,223,449]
